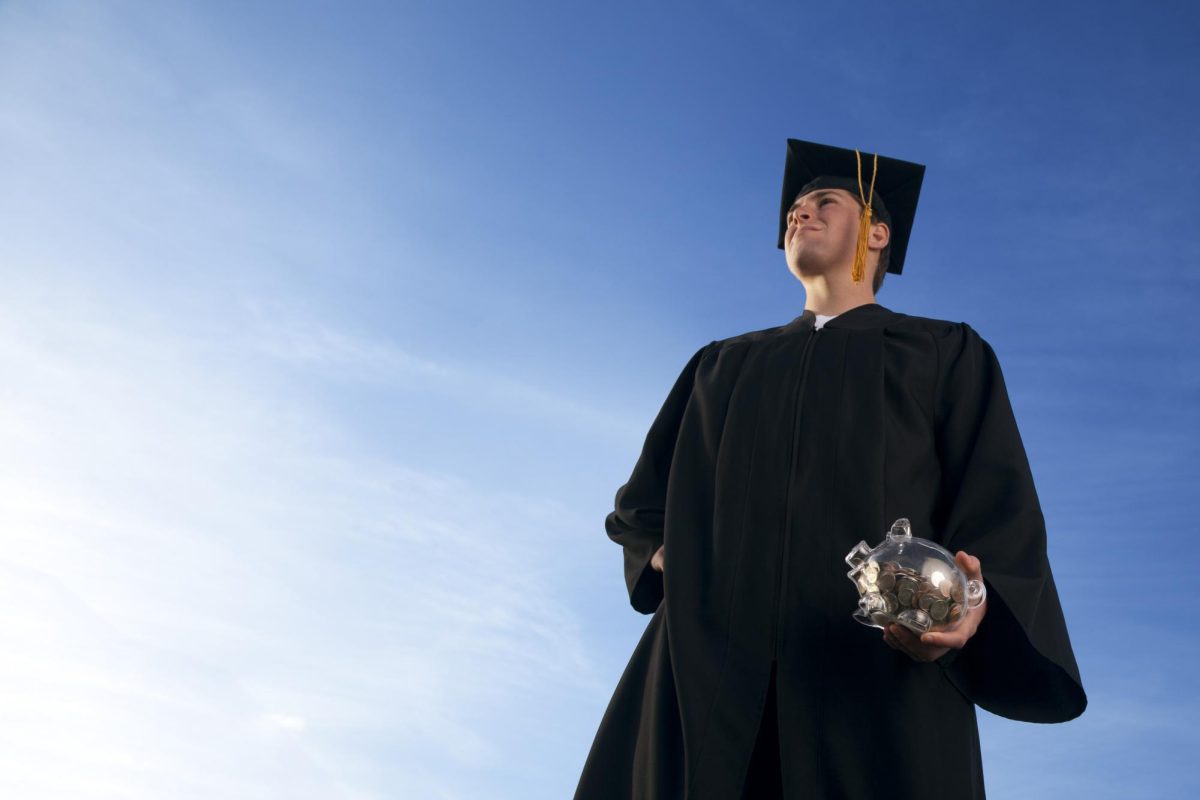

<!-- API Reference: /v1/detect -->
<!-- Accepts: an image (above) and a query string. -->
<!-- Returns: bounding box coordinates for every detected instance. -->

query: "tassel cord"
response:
[852,150,879,284]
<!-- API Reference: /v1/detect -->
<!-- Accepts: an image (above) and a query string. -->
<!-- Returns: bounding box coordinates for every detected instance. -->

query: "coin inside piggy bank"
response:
[844,518,986,635]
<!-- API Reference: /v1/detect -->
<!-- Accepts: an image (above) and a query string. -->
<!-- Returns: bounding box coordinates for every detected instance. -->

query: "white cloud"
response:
[0,286,600,797]
[0,3,630,797]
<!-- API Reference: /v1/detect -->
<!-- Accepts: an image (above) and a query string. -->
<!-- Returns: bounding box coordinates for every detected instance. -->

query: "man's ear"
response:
[869,220,890,250]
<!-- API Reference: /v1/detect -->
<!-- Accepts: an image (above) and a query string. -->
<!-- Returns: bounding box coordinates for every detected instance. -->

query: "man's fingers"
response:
[887,624,956,662]
[920,631,964,649]
[650,545,666,572]
[956,551,983,579]
[886,625,930,661]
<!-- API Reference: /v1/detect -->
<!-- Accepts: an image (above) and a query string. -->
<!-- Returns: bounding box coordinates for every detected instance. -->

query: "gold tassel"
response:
[852,149,879,285]
[852,204,872,284]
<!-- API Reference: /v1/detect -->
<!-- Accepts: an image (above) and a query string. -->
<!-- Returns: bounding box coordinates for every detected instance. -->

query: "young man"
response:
[574,140,1087,800]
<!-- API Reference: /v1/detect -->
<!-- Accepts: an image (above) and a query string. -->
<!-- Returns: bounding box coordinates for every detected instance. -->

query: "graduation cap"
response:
[777,139,926,281]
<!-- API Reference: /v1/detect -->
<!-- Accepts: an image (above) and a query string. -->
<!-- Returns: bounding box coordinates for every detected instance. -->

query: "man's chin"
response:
[786,254,839,279]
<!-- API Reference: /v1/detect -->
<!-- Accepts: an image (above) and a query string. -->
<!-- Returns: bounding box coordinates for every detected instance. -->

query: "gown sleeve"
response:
[931,323,1088,723]
[606,342,712,614]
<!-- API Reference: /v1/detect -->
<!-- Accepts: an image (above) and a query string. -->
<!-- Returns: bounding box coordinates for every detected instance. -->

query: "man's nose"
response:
[789,207,811,225]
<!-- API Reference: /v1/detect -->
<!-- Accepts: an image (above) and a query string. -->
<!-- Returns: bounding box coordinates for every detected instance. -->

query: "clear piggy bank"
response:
[844,518,986,635]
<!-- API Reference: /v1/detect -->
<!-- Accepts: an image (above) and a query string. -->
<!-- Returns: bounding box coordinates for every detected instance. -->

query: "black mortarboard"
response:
[776,139,926,278]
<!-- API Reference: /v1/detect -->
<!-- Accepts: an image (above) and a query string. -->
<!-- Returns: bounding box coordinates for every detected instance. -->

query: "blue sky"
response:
[1,0,1197,797]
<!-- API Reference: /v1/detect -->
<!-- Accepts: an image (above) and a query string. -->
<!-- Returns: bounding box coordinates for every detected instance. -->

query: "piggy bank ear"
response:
[888,518,912,539]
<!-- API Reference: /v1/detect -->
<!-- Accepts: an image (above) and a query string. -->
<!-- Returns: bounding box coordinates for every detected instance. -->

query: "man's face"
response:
[783,187,887,281]
[783,187,861,277]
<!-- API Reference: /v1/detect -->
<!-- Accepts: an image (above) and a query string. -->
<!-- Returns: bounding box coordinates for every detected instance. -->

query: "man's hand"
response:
[882,551,987,663]
[651,545,665,573]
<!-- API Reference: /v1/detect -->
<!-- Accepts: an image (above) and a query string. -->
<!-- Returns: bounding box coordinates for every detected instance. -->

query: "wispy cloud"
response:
[240,297,640,440]
[0,3,607,789]
[0,277,602,797]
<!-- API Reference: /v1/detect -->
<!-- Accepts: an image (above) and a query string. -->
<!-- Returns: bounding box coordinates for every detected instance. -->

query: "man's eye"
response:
[820,198,833,206]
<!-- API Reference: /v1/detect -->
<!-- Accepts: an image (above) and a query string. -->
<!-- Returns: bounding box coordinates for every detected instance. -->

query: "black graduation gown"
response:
[575,303,1087,800]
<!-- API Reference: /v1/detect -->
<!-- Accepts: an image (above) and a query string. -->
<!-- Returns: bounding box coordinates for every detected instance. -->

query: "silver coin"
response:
[930,599,949,621]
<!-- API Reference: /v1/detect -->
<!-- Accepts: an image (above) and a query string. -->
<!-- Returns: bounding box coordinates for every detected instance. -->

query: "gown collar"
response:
[786,302,896,332]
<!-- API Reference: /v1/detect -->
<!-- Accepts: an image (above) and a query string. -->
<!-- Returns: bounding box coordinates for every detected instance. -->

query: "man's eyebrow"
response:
[788,189,842,211]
